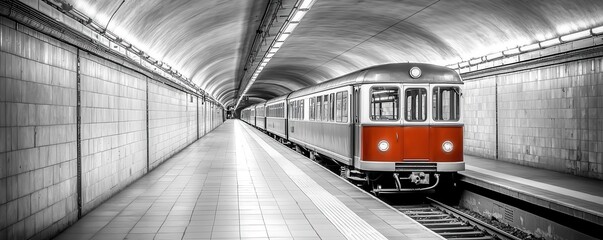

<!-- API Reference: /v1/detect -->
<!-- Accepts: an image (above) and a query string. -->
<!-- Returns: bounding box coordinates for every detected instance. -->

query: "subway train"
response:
[240,63,464,193]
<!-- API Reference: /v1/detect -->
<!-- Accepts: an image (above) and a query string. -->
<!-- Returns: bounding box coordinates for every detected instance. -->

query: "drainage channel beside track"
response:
[394,197,521,240]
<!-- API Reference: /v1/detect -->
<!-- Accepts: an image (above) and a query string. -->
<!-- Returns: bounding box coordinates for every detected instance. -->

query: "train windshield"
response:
[405,88,427,121]
[433,86,461,121]
[370,86,399,121]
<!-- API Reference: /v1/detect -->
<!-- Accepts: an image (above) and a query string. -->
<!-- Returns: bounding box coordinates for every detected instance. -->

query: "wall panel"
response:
[0,18,78,240]
[79,52,147,214]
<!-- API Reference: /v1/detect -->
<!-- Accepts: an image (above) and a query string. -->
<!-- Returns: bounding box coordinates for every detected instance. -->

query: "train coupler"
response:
[372,173,440,193]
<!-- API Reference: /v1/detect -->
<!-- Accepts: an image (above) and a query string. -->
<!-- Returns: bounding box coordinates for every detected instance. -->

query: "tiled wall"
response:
[198,101,206,137]
[0,19,78,239]
[148,81,197,169]
[79,53,148,214]
[463,76,497,158]
[463,58,603,179]
[0,15,223,239]
[187,96,198,144]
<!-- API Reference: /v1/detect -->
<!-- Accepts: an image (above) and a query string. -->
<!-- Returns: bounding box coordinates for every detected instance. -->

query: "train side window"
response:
[294,101,297,119]
[316,96,322,121]
[405,88,427,122]
[296,100,300,120]
[309,98,315,120]
[370,86,399,121]
[336,92,342,122]
[300,100,304,120]
[322,95,328,122]
[295,101,299,119]
[329,93,335,122]
[433,87,460,121]
[342,91,348,123]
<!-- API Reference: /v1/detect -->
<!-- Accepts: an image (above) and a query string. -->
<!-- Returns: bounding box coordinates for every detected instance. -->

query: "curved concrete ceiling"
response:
[65,0,603,109]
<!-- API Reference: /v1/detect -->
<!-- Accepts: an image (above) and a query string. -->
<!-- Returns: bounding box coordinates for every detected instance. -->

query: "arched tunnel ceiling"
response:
[65,0,603,109]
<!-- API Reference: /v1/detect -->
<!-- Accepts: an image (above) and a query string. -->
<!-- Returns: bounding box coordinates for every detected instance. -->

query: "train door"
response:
[401,84,431,160]
[352,86,360,165]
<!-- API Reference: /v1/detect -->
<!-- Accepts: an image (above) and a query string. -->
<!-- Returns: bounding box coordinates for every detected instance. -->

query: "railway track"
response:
[393,198,521,240]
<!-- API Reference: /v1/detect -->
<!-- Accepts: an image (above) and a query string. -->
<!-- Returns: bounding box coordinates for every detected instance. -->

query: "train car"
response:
[255,102,266,130]
[286,63,464,193]
[241,107,251,124]
[287,84,353,164]
[265,95,288,140]
[250,105,256,126]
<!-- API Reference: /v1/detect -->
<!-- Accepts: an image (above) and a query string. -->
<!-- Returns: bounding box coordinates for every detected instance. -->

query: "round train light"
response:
[442,141,454,153]
[378,140,390,152]
[409,67,422,79]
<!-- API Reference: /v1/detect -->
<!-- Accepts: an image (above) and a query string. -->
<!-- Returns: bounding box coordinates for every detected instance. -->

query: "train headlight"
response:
[378,140,389,152]
[442,141,453,153]
[409,67,422,78]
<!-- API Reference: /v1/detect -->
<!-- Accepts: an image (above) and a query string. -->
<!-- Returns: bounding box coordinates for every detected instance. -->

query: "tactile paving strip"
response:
[238,122,388,240]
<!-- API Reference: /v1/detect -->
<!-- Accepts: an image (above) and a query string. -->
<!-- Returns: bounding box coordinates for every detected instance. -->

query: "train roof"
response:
[242,102,265,111]
[266,94,289,105]
[289,63,462,99]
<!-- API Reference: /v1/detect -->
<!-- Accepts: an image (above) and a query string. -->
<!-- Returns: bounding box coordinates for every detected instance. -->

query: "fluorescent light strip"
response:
[284,22,299,33]
[486,52,503,61]
[560,29,591,42]
[278,33,291,41]
[503,47,520,56]
[469,57,483,65]
[450,25,602,71]
[235,0,317,109]
[519,43,540,52]
[540,38,561,47]
[299,0,314,9]
[291,10,307,22]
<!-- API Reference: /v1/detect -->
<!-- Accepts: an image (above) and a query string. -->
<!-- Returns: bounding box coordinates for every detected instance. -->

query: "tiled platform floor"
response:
[461,155,603,226]
[54,120,441,240]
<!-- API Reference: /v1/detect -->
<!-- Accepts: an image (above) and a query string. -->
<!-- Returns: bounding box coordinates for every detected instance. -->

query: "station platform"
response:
[460,155,603,226]
[54,120,442,240]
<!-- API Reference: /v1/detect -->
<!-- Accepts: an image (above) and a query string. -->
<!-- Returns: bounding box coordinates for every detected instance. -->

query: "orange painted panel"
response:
[361,125,463,163]
[402,126,430,160]
[361,126,403,162]
[429,126,463,162]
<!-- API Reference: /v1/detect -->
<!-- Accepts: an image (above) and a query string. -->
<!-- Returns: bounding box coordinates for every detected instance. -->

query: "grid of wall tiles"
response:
[464,57,603,179]
[463,76,497,158]
[187,96,198,145]
[79,53,148,214]
[497,58,603,179]
[198,101,206,137]
[0,18,78,239]
[148,81,197,170]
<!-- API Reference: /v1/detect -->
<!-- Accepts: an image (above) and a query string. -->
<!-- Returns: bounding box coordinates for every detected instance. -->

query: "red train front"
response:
[352,64,464,193]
